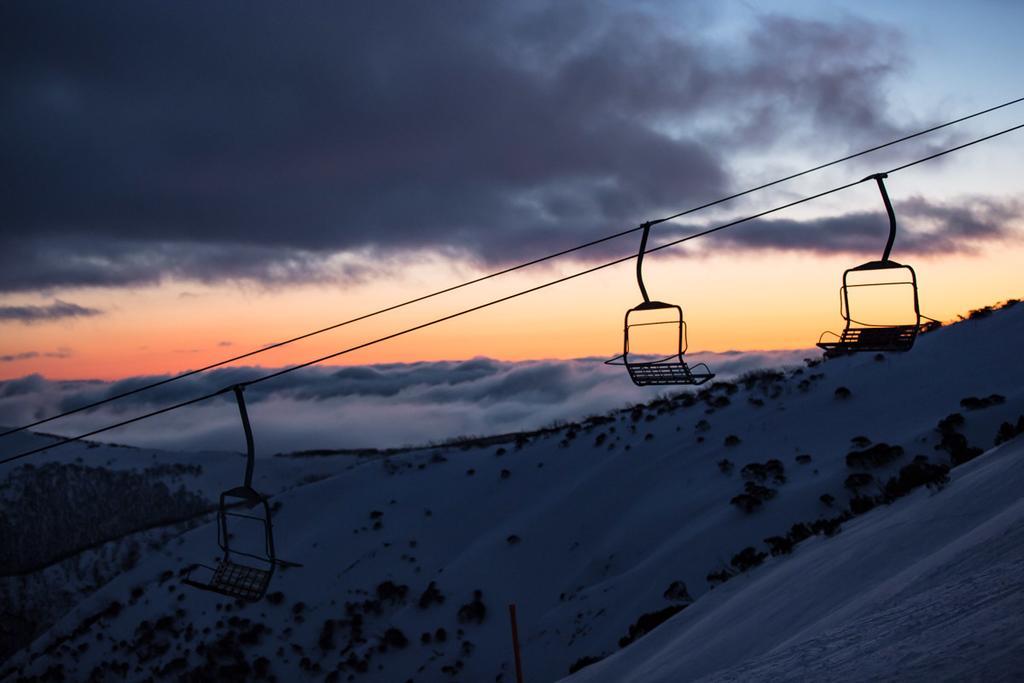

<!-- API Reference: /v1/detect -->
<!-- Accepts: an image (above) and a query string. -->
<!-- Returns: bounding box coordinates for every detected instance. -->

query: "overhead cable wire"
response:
[4,120,1022,467]
[4,95,1023,440]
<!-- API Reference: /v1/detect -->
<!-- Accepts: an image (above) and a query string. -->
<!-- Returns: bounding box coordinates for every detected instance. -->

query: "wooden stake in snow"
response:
[509,603,525,683]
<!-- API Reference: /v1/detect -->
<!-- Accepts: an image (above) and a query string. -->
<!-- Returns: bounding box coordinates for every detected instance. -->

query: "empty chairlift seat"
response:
[606,222,714,386]
[183,385,299,601]
[818,173,928,356]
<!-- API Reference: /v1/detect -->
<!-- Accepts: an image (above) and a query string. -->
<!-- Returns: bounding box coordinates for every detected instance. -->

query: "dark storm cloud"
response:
[698,196,1020,256]
[0,300,102,323]
[1,2,920,292]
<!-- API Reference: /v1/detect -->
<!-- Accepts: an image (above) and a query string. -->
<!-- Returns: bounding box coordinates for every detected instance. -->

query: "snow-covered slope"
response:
[3,303,1023,682]
[567,435,1024,683]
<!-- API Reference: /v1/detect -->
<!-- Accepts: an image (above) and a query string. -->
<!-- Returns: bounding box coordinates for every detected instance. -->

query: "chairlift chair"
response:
[606,222,714,386]
[818,174,922,355]
[183,385,299,601]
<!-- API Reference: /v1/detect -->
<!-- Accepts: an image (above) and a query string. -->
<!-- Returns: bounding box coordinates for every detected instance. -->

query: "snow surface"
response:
[566,435,1024,683]
[3,303,1023,682]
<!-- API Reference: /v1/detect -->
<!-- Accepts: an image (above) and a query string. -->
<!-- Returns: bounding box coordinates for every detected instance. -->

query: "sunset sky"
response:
[2,0,1023,385]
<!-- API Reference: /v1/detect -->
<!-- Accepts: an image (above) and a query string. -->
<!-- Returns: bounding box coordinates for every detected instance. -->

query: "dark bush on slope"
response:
[456,590,486,624]
[959,394,1006,410]
[663,581,692,602]
[883,460,950,499]
[730,547,767,572]
[731,482,778,513]
[844,472,874,492]
[846,443,903,469]
[569,654,607,674]
[849,495,879,515]
[417,582,445,609]
[706,568,734,586]
[935,413,983,465]
[375,581,408,605]
[741,459,785,483]
[994,416,1024,445]
[738,369,785,391]
[617,604,688,648]
[966,305,994,320]
[764,535,794,556]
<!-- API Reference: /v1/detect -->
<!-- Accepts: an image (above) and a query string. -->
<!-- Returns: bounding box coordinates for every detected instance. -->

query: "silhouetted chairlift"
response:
[818,173,924,355]
[183,385,299,601]
[605,222,714,386]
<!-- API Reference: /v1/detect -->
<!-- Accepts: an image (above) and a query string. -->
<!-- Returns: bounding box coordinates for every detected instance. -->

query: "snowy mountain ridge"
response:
[3,301,1023,682]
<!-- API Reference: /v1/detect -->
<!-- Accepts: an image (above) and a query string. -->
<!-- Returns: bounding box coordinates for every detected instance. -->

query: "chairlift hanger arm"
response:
[636,221,653,304]
[232,385,255,490]
[863,172,897,262]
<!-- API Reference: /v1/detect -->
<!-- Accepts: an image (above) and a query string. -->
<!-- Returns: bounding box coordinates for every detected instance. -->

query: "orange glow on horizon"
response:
[2,241,1021,382]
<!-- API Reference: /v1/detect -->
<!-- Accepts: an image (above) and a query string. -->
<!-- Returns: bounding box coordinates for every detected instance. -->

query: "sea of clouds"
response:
[0,350,813,456]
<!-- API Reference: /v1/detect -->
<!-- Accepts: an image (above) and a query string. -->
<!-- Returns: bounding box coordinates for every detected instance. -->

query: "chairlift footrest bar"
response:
[817,324,918,354]
[626,361,714,387]
[183,561,273,602]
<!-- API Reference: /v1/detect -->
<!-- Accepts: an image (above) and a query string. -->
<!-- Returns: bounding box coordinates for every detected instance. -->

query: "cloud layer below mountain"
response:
[0,351,812,454]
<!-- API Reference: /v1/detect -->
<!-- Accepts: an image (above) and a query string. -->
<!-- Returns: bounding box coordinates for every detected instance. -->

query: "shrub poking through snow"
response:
[846,443,903,469]
[994,416,1024,445]
[834,386,852,399]
[730,482,778,513]
[379,627,408,651]
[375,581,408,605]
[617,605,687,648]
[844,472,874,492]
[456,590,486,624]
[741,459,786,484]
[764,535,794,556]
[959,394,1006,410]
[717,458,734,474]
[724,435,741,447]
[795,454,813,464]
[569,655,606,674]
[662,581,692,603]
[417,582,445,609]
[730,546,767,572]
[883,459,950,498]
[706,568,734,586]
[935,413,983,465]
[819,493,835,507]
[849,496,878,515]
